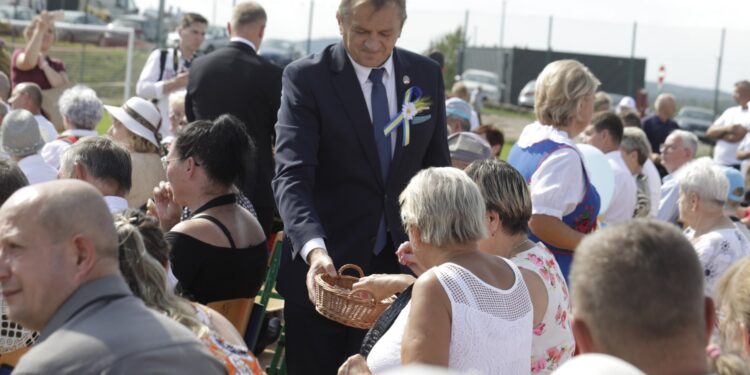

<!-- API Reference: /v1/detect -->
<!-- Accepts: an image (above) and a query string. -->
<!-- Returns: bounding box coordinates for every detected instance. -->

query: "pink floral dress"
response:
[511,243,575,373]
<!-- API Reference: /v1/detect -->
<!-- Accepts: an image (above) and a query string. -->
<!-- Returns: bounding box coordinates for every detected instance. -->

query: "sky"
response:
[134,0,750,93]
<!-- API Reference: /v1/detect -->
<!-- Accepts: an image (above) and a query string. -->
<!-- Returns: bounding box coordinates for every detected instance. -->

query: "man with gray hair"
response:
[0,180,225,374]
[620,127,654,217]
[58,136,132,214]
[641,93,678,158]
[657,129,699,223]
[272,0,450,372]
[41,85,102,169]
[187,1,281,235]
[0,109,56,185]
[570,219,715,374]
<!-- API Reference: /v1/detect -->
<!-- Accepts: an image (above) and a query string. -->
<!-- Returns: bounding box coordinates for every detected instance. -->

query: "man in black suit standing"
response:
[186,2,281,235]
[272,0,450,373]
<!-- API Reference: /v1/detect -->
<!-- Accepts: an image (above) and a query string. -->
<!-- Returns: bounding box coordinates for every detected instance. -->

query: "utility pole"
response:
[457,10,469,75]
[545,15,553,63]
[498,0,506,48]
[156,0,165,48]
[306,0,314,54]
[713,28,726,116]
[627,22,637,97]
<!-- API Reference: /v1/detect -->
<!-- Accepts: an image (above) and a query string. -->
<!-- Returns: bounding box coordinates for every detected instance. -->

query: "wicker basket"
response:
[314,264,394,329]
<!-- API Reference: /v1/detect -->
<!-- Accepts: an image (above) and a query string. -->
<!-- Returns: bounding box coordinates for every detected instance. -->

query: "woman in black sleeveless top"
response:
[152,115,267,304]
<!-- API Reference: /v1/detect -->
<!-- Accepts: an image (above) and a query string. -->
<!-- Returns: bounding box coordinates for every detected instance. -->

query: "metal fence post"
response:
[713,28,726,116]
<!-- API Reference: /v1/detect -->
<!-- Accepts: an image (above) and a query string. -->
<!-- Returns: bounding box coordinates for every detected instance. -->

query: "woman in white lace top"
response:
[338,167,534,375]
[466,160,575,373]
[675,158,750,297]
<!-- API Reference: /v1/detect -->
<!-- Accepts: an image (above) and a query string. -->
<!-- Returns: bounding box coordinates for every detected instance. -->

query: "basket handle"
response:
[338,264,364,278]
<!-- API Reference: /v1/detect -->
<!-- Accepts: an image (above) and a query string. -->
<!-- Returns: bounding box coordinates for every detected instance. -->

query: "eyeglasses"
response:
[659,144,678,153]
[161,155,200,170]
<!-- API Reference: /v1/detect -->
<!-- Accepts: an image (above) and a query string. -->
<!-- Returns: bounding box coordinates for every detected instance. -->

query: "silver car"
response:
[674,106,716,141]
[518,79,535,108]
[460,69,501,106]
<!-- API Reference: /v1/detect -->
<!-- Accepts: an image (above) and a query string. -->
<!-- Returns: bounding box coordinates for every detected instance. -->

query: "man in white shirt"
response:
[657,130,698,224]
[583,112,637,226]
[707,80,750,168]
[57,137,131,214]
[8,82,57,142]
[0,109,56,184]
[136,13,207,140]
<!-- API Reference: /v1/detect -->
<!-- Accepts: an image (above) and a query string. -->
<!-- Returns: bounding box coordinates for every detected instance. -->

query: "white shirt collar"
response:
[516,121,575,148]
[347,53,394,88]
[230,37,257,52]
[104,196,129,214]
[61,129,98,137]
[17,153,44,167]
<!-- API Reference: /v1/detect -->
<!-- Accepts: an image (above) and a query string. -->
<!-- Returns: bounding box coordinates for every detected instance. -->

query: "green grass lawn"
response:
[96,111,111,135]
[482,105,535,123]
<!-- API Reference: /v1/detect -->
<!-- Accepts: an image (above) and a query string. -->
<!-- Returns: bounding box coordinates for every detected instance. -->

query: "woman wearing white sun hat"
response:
[105,97,166,209]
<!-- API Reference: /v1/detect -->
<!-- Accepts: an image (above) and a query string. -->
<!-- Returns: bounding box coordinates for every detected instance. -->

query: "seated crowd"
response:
[1,2,750,375]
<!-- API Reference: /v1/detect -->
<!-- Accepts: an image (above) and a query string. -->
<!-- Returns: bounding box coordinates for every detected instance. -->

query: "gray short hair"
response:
[59,136,132,193]
[621,127,652,166]
[654,93,675,110]
[399,167,486,247]
[58,85,103,130]
[338,0,407,26]
[571,219,706,357]
[231,1,266,29]
[465,159,531,235]
[169,90,186,108]
[669,129,698,157]
[674,157,728,204]
[535,60,600,128]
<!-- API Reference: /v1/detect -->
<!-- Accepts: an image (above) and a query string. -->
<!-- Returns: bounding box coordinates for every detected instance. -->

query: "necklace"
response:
[510,238,533,256]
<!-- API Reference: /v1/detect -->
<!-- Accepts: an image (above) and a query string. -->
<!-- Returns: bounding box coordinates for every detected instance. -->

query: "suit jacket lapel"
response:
[390,48,410,177]
[330,42,384,187]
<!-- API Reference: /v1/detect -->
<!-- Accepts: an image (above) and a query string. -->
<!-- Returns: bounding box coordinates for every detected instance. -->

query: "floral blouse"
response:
[511,243,575,374]
[685,227,750,297]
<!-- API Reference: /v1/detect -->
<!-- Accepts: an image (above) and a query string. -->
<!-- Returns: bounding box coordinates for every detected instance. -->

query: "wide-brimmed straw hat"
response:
[0,109,43,156]
[104,97,162,148]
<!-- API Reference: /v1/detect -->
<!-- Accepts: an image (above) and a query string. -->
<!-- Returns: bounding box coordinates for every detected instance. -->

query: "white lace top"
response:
[511,243,575,373]
[367,259,534,374]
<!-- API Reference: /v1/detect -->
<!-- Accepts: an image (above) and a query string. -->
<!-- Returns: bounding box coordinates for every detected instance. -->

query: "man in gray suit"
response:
[0,180,225,374]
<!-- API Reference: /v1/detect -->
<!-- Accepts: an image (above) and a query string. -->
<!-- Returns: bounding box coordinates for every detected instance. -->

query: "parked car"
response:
[675,106,716,141]
[56,11,107,45]
[0,5,34,38]
[101,15,156,46]
[199,25,229,53]
[259,39,302,67]
[517,79,535,108]
[457,69,502,106]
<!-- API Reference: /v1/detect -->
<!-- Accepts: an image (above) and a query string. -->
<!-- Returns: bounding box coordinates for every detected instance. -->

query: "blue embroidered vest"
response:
[508,139,600,280]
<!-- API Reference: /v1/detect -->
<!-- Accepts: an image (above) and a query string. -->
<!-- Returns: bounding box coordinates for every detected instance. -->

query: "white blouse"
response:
[516,122,586,218]
[686,227,750,297]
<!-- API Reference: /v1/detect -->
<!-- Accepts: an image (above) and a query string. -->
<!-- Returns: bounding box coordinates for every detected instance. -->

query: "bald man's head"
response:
[0,180,119,330]
[9,83,42,113]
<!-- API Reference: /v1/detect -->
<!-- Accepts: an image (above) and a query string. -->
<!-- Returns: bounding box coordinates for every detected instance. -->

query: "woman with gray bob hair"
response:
[340,167,533,375]
[507,59,601,280]
[40,84,103,169]
[467,159,575,372]
[675,157,750,297]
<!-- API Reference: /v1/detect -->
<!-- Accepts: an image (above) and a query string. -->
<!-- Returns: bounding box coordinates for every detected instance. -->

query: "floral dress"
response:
[511,243,575,374]
[685,227,750,297]
[193,304,264,375]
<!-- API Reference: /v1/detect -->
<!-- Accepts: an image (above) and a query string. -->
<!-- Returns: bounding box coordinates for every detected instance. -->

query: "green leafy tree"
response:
[426,27,464,90]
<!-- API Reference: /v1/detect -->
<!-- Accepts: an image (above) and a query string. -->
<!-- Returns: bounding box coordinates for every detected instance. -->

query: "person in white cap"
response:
[616,96,637,116]
[0,109,56,184]
[105,97,166,209]
[445,97,473,135]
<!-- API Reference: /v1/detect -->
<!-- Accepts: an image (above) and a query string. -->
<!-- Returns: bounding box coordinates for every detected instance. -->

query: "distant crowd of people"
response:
[0,0,749,375]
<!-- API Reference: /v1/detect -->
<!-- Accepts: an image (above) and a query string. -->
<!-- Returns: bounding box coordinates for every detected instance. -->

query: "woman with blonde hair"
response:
[12,11,68,89]
[114,210,264,375]
[105,97,166,209]
[507,59,601,279]
[708,256,750,374]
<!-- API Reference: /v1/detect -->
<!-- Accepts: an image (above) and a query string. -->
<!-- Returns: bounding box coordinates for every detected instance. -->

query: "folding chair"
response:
[206,298,254,336]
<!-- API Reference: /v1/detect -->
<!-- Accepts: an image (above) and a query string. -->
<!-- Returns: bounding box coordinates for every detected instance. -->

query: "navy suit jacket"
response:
[272,42,450,305]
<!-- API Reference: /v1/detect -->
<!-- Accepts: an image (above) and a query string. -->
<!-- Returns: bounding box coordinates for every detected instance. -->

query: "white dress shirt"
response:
[40,129,97,170]
[642,159,662,217]
[658,173,680,223]
[17,153,57,185]
[34,114,58,143]
[229,36,257,51]
[300,53,398,263]
[136,47,193,139]
[104,196,129,214]
[712,105,750,166]
[601,150,637,226]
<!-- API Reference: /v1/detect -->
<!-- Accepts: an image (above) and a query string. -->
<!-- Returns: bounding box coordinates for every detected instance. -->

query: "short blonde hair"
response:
[621,127,651,166]
[399,167,486,247]
[535,60,600,128]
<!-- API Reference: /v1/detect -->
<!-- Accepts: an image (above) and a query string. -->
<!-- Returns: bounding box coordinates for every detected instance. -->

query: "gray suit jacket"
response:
[13,276,226,375]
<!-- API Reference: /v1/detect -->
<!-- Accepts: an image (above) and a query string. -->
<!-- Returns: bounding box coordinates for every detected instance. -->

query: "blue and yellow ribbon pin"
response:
[383,86,431,146]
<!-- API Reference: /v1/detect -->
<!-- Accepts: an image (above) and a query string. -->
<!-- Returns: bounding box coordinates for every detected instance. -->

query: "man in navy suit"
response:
[272,0,450,373]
